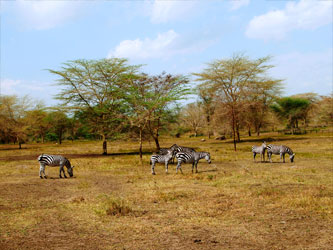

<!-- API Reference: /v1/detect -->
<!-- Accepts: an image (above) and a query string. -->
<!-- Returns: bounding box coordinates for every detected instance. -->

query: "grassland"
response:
[0,133,332,250]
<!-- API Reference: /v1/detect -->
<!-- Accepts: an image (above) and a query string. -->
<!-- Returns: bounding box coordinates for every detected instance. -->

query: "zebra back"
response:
[151,153,173,164]
[176,145,196,153]
[176,151,210,163]
[38,154,71,167]
[267,144,293,155]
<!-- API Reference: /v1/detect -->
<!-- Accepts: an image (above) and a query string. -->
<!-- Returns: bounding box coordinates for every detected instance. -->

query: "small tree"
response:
[270,97,311,130]
[46,111,70,144]
[0,95,31,148]
[181,102,204,137]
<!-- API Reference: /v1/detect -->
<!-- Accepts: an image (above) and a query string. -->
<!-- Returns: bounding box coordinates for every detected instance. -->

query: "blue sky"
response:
[1,0,332,106]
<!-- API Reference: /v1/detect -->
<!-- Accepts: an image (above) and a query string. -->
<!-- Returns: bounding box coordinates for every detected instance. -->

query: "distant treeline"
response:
[1,55,332,153]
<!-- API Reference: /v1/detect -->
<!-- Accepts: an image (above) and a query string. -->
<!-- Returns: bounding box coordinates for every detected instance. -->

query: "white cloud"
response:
[270,49,333,95]
[1,78,60,105]
[1,79,21,95]
[246,0,333,40]
[230,0,250,11]
[148,0,198,24]
[14,0,85,30]
[108,30,215,60]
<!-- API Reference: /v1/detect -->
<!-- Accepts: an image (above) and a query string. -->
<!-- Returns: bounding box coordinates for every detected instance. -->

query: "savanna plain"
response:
[0,133,332,250]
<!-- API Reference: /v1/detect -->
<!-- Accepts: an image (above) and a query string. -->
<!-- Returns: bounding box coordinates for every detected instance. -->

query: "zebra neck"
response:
[199,152,207,159]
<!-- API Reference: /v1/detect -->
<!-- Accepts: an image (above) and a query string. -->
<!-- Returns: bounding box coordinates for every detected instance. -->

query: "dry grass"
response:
[0,133,332,249]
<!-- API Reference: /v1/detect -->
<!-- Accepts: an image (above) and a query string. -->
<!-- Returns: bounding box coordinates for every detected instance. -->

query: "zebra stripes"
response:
[267,144,295,163]
[175,151,211,173]
[37,154,74,179]
[174,145,196,153]
[151,151,174,175]
[252,142,267,162]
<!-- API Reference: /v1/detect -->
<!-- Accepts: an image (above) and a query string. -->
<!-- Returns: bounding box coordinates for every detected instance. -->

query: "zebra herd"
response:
[150,144,211,175]
[36,142,294,178]
[252,142,295,163]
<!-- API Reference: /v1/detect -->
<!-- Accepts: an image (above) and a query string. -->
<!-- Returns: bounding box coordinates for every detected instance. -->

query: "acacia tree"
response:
[46,111,70,144]
[0,95,31,148]
[126,72,191,155]
[198,86,215,138]
[24,108,51,143]
[181,102,204,137]
[49,58,140,154]
[243,80,282,136]
[194,54,281,151]
[271,97,311,131]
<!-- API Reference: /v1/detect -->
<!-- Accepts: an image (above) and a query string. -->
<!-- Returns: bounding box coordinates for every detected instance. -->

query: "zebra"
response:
[252,141,267,162]
[158,144,179,163]
[267,144,295,163]
[174,145,196,153]
[37,154,74,179]
[151,150,174,175]
[175,151,211,173]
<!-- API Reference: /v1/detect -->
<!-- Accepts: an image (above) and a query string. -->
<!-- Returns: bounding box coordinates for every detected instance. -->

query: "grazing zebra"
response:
[175,151,211,173]
[252,142,267,162]
[151,150,174,175]
[267,144,295,163]
[37,154,74,179]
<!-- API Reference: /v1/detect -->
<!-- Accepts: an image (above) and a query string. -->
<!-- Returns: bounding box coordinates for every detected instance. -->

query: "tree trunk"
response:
[256,124,261,136]
[148,118,161,151]
[58,130,62,144]
[236,123,240,142]
[207,115,211,139]
[103,140,107,155]
[248,126,251,137]
[139,128,143,159]
[232,107,237,151]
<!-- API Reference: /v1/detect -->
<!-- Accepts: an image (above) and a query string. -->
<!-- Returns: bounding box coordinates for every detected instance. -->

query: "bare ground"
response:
[0,135,332,249]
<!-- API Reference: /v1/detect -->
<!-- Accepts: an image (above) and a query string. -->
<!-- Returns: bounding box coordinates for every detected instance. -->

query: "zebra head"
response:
[204,152,211,164]
[67,166,74,177]
[290,153,295,162]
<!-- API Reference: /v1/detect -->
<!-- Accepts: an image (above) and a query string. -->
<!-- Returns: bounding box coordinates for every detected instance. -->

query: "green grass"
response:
[0,132,332,249]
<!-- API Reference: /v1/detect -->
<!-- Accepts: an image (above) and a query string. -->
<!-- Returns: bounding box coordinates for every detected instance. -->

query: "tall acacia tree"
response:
[49,58,141,154]
[194,54,282,151]
[126,72,191,155]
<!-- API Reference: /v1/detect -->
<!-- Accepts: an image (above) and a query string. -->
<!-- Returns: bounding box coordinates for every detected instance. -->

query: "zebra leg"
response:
[192,163,194,173]
[269,153,272,163]
[165,161,169,174]
[39,164,44,179]
[195,162,198,173]
[176,161,183,174]
[59,165,67,178]
[151,162,156,175]
[253,152,256,162]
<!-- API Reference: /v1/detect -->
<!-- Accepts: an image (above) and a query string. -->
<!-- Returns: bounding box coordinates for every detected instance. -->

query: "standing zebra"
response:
[267,144,295,163]
[38,154,74,179]
[158,144,179,163]
[151,150,174,175]
[175,145,196,153]
[175,151,211,173]
[252,142,267,162]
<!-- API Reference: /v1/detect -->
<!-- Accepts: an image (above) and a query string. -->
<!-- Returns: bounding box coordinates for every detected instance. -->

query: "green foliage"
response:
[271,97,311,128]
